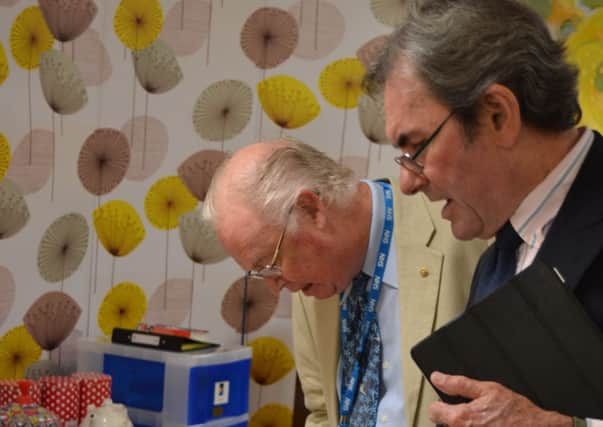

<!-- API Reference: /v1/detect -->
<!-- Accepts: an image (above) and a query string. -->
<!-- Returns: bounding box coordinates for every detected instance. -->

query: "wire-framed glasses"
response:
[394,111,455,175]
[247,209,291,280]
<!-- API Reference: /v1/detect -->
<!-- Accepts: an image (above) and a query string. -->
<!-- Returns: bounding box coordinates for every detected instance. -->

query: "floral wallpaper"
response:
[0,0,601,423]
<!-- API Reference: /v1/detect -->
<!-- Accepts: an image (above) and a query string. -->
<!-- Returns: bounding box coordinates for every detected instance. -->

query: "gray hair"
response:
[203,140,357,227]
[364,0,581,135]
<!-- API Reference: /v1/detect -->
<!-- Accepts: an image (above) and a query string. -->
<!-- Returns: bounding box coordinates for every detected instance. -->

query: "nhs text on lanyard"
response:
[339,182,393,427]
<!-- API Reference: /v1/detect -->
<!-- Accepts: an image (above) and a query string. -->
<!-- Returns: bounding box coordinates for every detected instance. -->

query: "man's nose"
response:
[399,166,428,195]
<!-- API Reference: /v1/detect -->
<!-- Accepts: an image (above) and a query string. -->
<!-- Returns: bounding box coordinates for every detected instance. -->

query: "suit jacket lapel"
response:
[390,181,443,427]
[317,296,341,424]
[538,132,603,290]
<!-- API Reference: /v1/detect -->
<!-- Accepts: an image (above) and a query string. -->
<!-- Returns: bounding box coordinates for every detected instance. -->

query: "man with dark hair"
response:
[366,0,603,425]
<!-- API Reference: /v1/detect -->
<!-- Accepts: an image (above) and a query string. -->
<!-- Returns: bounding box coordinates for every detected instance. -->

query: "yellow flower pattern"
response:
[248,336,294,386]
[93,200,146,257]
[9,6,54,70]
[250,404,292,427]
[0,325,42,379]
[570,43,603,131]
[114,0,163,50]
[319,57,366,109]
[98,281,147,337]
[257,75,321,129]
[144,176,198,230]
[0,42,8,85]
[0,133,10,182]
[547,0,585,39]
[566,8,603,54]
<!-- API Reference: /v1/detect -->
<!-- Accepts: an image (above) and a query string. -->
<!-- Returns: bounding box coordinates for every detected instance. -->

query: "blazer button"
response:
[419,267,429,278]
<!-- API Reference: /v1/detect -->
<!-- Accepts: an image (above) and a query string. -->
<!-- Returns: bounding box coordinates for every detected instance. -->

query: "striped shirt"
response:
[511,127,593,273]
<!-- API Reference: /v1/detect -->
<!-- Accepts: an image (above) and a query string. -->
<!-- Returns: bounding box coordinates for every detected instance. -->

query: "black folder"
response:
[410,260,603,418]
[111,327,219,352]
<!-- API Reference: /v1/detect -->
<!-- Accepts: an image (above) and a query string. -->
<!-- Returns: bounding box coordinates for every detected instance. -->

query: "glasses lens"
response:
[249,267,282,279]
[397,155,423,175]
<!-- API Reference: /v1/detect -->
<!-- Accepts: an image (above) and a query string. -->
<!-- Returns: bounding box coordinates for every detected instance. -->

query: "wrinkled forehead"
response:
[215,203,276,270]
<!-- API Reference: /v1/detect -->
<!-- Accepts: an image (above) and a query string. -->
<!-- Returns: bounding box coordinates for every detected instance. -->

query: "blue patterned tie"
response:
[340,272,382,426]
[471,221,523,305]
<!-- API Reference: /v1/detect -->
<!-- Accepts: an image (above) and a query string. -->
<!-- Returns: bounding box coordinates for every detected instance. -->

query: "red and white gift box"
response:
[72,372,111,422]
[40,376,79,427]
[0,379,41,406]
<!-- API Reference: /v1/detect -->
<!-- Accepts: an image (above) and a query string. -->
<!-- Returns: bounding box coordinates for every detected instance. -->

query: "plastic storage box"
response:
[76,338,251,427]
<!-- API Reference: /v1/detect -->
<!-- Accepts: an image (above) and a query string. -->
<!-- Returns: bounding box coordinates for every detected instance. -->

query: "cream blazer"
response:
[292,180,487,427]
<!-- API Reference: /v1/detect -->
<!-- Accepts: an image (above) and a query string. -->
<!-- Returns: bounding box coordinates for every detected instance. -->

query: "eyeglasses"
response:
[247,209,291,280]
[394,111,455,175]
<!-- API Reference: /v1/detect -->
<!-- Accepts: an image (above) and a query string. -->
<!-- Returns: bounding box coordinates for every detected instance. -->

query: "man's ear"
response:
[480,83,521,147]
[295,190,327,228]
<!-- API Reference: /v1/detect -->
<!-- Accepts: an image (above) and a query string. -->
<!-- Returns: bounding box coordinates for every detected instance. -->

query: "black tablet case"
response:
[410,260,603,418]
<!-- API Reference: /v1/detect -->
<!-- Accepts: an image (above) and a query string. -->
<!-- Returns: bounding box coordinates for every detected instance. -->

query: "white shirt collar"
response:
[511,127,593,246]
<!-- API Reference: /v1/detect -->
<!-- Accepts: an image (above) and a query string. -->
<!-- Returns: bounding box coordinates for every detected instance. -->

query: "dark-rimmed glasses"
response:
[394,111,455,175]
[247,209,291,280]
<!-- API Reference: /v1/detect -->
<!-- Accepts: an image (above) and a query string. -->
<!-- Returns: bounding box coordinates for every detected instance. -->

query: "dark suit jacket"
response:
[469,130,603,331]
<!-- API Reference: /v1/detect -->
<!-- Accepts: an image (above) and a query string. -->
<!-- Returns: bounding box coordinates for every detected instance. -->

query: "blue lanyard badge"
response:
[339,182,394,427]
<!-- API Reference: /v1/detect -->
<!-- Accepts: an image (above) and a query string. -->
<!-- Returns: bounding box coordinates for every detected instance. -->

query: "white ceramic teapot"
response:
[79,399,133,427]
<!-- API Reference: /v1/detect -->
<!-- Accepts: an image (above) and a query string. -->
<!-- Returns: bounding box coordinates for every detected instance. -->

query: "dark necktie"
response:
[470,221,523,305]
[340,272,382,427]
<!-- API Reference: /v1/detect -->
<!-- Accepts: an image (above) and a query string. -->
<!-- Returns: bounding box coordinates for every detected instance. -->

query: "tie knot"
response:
[495,221,522,251]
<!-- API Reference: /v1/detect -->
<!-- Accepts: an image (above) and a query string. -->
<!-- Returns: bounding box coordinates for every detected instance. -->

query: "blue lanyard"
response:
[339,182,394,427]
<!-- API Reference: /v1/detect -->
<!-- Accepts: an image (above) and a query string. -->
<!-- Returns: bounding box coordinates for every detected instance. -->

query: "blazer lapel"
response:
[390,182,443,427]
[315,295,341,425]
[538,132,603,289]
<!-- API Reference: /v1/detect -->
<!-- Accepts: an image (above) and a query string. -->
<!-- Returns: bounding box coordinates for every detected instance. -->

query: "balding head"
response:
[203,138,371,297]
[203,140,287,260]
[203,138,358,270]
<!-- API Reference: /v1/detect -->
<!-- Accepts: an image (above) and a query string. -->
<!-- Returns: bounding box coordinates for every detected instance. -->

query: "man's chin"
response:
[450,221,481,241]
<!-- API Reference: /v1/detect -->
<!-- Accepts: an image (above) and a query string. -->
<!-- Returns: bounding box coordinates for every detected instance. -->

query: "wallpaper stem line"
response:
[180,0,185,31]
[60,257,65,293]
[27,67,33,165]
[96,3,107,129]
[257,68,267,140]
[366,139,372,178]
[221,115,226,152]
[189,261,195,328]
[143,92,149,169]
[206,0,213,66]
[313,0,319,52]
[93,236,100,291]
[339,90,349,163]
[51,111,56,201]
[130,61,137,146]
[86,242,94,336]
[111,255,116,288]
[257,385,263,413]
[240,274,249,346]
[164,225,170,310]
[87,201,100,335]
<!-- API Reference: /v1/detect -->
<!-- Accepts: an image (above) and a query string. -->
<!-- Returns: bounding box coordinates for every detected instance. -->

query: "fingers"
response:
[431,371,486,400]
[429,400,470,426]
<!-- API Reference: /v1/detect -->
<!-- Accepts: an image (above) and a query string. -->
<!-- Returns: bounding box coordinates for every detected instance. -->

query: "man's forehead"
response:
[215,202,269,266]
[384,66,426,110]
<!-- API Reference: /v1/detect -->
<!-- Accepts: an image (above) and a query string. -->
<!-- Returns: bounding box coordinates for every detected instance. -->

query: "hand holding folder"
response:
[411,260,603,419]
